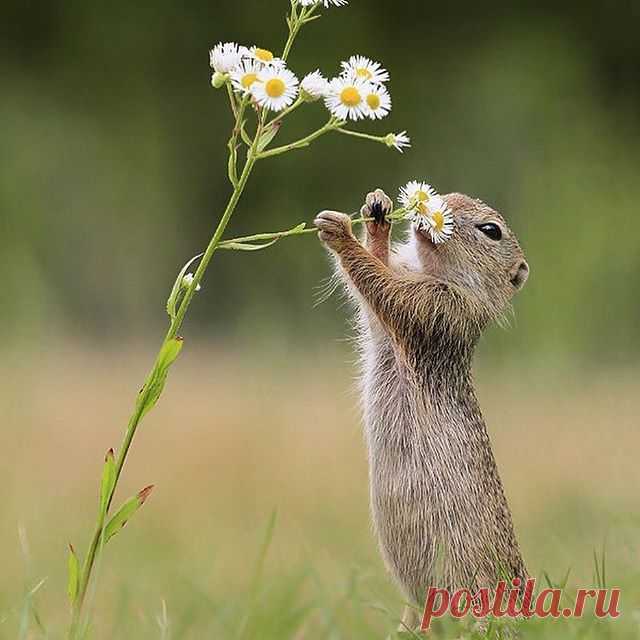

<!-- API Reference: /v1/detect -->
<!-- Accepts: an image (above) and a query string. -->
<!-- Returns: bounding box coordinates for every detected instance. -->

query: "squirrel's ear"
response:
[510,260,529,290]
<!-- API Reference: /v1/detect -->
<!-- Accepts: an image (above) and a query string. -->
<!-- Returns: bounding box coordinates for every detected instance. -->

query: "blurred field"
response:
[2,345,639,638]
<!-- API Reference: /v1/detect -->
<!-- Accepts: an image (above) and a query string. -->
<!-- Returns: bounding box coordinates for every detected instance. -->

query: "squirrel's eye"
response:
[477,223,502,241]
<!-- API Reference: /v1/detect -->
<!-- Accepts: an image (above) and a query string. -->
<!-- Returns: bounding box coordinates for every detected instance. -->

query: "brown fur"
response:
[314,189,530,629]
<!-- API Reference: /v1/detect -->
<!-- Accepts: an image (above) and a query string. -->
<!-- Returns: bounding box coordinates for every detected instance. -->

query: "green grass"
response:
[1,346,638,638]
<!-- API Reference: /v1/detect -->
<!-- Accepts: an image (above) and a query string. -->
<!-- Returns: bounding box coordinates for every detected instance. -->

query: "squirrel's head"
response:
[412,192,529,319]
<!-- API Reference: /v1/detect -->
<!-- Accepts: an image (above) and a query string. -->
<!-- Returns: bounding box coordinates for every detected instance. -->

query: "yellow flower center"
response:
[340,87,361,107]
[432,211,445,231]
[255,48,274,63]
[241,73,258,88]
[417,202,429,215]
[265,78,286,98]
[416,190,430,202]
[366,93,381,110]
[356,67,372,80]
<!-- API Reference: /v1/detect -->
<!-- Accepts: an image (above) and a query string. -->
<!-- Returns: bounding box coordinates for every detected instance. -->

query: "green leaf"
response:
[219,239,280,251]
[103,486,154,544]
[99,449,116,518]
[257,122,281,152]
[166,253,204,322]
[137,338,184,418]
[227,148,238,186]
[67,544,80,605]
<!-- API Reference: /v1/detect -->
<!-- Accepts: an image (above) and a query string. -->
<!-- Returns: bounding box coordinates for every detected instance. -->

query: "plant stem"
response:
[218,208,408,247]
[257,118,339,159]
[70,117,264,640]
[70,6,328,636]
[266,95,304,127]
[282,5,315,61]
[335,128,386,144]
[226,83,238,119]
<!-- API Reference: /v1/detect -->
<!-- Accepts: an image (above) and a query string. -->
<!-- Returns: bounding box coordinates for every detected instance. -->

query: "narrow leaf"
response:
[67,545,80,605]
[257,122,281,152]
[137,338,184,418]
[99,448,116,518]
[166,253,204,322]
[157,337,183,370]
[103,485,154,544]
[219,239,280,251]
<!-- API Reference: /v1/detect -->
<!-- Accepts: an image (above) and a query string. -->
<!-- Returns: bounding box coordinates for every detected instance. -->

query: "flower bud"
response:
[211,72,228,89]
[182,273,201,291]
[384,131,411,153]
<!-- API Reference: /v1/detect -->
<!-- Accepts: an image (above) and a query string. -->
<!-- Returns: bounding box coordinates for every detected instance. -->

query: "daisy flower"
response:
[385,131,411,153]
[424,197,455,244]
[398,181,437,211]
[324,77,369,121]
[301,70,330,101]
[247,46,282,67]
[363,83,391,119]
[250,66,299,112]
[209,42,247,74]
[299,0,349,6]
[230,59,262,95]
[341,55,390,85]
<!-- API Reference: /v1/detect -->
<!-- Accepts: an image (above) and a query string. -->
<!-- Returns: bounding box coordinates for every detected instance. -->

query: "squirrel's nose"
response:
[510,260,529,290]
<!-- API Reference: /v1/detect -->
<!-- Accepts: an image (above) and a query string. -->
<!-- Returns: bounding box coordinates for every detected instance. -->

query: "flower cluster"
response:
[399,181,454,244]
[210,44,402,127]
[324,56,391,121]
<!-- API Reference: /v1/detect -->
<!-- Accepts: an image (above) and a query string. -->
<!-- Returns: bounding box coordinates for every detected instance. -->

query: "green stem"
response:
[266,95,304,127]
[227,96,251,186]
[70,5,324,636]
[70,115,264,640]
[335,128,386,144]
[257,118,339,159]
[236,96,253,147]
[226,83,238,119]
[282,3,316,60]
[218,208,408,247]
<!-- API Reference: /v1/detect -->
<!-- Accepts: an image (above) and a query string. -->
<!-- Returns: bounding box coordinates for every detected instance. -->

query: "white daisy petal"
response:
[363,83,391,120]
[425,199,455,244]
[230,59,262,95]
[340,55,390,85]
[250,66,299,112]
[301,70,330,101]
[401,186,455,244]
[247,46,283,67]
[324,77,369,121]
[209,42,247,74]
[398,180,437,210]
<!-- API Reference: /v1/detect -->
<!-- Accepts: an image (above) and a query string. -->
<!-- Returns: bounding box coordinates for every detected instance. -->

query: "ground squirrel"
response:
[314,189,530,630]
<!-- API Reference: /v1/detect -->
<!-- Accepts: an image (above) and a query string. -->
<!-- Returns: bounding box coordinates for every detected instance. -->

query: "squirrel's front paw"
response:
[362,188,392,239]
[314,210,354,252]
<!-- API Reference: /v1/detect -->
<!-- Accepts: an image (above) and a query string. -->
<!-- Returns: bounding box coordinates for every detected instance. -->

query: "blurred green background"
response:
[2,0,639,363]
[1,1,639,638]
